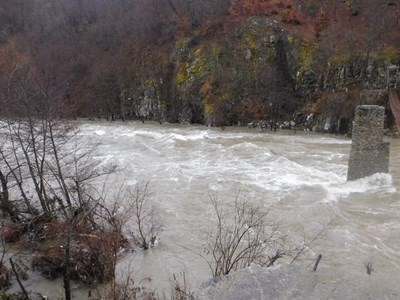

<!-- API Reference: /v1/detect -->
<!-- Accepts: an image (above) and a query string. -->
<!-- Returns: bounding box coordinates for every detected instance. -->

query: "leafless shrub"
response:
[85,180,163,299]
[95,181,132,237]
[99,265,157,300]
[110,278,156,300]
[31,231,124,284]
[95,180,163,251]
[202,193,287,277]
[170,272,194,300]
[126,182,163,250]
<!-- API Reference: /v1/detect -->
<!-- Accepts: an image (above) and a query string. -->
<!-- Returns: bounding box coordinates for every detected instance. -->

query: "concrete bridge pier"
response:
[347,105,390,181]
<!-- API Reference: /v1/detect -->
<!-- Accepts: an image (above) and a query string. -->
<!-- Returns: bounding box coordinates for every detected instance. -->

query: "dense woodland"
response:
[0,0,399,126]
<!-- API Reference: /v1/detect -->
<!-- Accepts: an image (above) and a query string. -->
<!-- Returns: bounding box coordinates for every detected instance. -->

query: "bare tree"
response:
[203,193,286,277]
[126,182,163,250]
[92,182,133,299]
[87,181,165,299]
[0,60,119,222]
[0,60,126,299]
[96,181,163,251]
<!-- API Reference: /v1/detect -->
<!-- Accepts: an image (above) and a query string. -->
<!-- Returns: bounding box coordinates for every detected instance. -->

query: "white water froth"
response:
[323,173,395,202]
[83,123,395,205]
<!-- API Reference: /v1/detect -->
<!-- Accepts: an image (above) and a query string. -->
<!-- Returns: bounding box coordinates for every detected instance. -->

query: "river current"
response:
[19,121,400,298]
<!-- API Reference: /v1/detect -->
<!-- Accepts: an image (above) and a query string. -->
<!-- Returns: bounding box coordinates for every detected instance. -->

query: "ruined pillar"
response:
[347,105,390,181]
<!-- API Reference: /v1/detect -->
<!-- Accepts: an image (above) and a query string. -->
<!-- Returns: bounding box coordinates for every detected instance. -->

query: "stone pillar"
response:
[347,105,390,181]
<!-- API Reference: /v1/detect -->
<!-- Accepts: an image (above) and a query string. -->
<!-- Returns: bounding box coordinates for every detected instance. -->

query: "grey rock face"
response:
[195,264,399,300]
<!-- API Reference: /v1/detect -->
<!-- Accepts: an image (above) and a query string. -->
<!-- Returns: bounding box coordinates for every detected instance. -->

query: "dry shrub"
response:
[31,246,64,280]
[1,213,58,243]
[71,233,121,285]
[171,272,194,300]
[203,193,287,277]
[1,224,26,243]
[32,231,126,285]
[40,220,64,239]
[105,275,157,300]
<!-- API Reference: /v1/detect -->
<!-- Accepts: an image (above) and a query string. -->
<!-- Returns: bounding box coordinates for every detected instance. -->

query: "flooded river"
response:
[18,121,400,298]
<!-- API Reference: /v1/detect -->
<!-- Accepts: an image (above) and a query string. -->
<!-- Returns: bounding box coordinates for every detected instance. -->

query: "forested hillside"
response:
[1,0,399,128]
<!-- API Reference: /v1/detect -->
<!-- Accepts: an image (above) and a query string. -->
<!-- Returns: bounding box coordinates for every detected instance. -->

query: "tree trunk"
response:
[63,233,72,300]
[49,121,72,210]
[0,170,20,222]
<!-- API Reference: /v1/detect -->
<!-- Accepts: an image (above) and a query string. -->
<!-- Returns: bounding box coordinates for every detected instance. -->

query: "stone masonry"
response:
[347,105,389,181]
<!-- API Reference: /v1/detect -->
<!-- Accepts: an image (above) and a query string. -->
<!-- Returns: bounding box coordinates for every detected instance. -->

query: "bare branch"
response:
[365,261,374,275]
[203,192,286,277]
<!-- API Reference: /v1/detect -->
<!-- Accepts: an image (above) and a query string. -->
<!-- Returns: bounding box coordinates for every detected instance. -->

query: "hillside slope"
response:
[0,0,399,130]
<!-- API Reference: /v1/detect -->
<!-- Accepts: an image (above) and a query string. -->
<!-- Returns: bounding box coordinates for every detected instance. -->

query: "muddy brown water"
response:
[9,121,400,298]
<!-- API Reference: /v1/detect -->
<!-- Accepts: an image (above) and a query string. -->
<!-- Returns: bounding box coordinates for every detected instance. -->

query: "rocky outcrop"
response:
[196,264,400,300]
[116,13,399,128]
